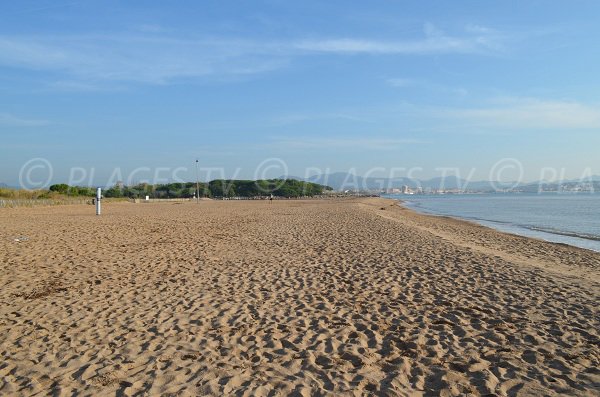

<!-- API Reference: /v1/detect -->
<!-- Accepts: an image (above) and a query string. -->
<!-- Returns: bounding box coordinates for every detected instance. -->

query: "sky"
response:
[1,0,600,187]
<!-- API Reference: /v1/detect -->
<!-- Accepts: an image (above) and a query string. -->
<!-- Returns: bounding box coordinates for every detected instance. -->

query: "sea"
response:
[385,193,600,252]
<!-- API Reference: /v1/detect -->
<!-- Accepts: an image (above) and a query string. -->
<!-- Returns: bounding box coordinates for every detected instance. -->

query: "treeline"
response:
[104,179,331,198]
[48,184,97,196]
[20,179,331,199]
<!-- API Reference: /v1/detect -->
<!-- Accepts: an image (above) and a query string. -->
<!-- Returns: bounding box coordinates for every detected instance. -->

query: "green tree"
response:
[49,184,69,194]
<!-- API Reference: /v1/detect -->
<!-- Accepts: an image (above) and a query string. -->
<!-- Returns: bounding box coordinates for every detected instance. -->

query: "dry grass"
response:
[0,188,130,208]
[0,188,57,199]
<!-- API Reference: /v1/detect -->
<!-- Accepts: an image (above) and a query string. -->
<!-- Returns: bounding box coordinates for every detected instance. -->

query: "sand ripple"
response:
[0,198,598,396]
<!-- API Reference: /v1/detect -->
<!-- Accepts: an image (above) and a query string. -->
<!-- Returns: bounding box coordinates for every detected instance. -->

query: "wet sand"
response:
[0,198,598,396]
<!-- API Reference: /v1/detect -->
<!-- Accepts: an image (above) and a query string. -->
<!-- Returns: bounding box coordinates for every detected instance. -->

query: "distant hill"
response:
[283,172,600,192]
[517,180,600,192]
[281,173,522,192]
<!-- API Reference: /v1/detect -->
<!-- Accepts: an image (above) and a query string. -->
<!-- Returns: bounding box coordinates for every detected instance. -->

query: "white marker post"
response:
[96,187,102,215]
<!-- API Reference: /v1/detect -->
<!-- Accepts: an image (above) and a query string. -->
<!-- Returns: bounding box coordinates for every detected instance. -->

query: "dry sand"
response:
[0,197,598,396]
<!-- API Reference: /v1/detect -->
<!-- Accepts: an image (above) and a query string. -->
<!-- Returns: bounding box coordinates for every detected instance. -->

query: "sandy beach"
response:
[0,197,598,396]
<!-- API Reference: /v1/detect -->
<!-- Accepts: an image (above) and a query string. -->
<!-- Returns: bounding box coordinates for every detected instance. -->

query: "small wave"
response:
[397,198,600,250]
[522,226,600,242]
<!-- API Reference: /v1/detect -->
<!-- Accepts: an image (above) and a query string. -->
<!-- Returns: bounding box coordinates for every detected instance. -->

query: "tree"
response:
[49,184,69,194]
[104,186,124,198]
[209,180,237,198]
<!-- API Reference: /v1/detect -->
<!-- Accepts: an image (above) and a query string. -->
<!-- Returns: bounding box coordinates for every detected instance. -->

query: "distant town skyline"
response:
[2,1,600,186]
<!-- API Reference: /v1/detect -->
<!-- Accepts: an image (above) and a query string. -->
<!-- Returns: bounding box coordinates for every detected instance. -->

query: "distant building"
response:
[401,185,414,194]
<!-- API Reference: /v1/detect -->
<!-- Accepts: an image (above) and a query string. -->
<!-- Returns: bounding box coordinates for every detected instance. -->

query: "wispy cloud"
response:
[386,77,468,98]
[294,23,503,55]
[386,78,415,88]
[0,23,505,86]
[294,37,481,54]
[440,97,600,130]
[0,35,289,85]
[268,137,428,151]
[270,112,373,126]
[0,112,49,127]
[46,80,125,92]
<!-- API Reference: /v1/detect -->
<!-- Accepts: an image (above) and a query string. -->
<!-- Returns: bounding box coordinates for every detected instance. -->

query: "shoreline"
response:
[364,197,600,283]
[385,195,600,254]
[1,198,598,395]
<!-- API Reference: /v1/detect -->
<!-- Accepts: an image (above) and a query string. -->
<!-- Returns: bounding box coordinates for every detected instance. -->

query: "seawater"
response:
[385,193,600,252]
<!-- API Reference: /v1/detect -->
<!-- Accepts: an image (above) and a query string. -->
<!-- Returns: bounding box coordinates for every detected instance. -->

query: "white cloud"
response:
[386,78,468,97]
[46,80,124,92]
[0,112,49,127]
[465,24,496,34]
[269,137,428,151]
[0,35,289,84]
[441,98,600,130]
[295,23,501,55]
[271,112,372,126]
[0,23,504,85]
[423,22,445,37]
[386,78,415,87]
[294,37,478,54]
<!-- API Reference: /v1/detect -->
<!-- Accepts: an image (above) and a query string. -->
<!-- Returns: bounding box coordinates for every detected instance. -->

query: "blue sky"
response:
[1,0,599,186]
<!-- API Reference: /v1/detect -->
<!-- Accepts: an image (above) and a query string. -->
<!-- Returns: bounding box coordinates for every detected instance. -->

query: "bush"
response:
[0,179,331,201]
[49,184,69,194]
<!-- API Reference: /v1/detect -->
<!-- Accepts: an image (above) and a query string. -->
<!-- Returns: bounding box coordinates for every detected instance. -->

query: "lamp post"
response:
[195,159,199,203]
